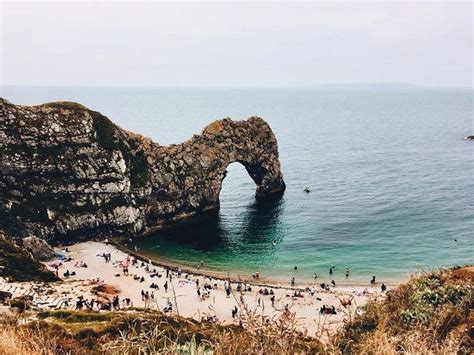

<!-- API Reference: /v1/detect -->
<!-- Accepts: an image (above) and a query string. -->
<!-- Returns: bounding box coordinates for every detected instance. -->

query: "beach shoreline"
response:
[111,237,404,289]
[2,240,391,339]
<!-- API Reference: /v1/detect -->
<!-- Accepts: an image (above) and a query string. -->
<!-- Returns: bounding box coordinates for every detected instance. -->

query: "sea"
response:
[2,86,473,284]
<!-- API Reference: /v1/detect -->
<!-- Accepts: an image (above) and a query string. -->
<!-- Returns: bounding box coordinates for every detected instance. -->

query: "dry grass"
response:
[0,317,89,355]
[0,308,324,354]
[331,266,473,354]
[91,284,120,296]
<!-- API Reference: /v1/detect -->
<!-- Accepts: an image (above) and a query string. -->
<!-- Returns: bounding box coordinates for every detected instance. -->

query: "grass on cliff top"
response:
[40,101,88,111]
[331,266,474,354]
[0,234,58,282]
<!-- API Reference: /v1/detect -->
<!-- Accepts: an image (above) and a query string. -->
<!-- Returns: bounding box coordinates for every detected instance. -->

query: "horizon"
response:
[1,82,473,90]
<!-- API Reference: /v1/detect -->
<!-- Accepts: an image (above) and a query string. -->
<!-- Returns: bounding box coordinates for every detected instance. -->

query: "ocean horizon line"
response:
[2,83,473,91]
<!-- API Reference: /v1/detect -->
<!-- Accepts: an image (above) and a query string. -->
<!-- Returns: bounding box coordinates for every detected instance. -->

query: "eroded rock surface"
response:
[0,98,285,242]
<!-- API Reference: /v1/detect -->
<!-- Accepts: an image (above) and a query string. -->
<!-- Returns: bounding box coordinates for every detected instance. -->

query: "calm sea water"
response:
[2,86,473,283]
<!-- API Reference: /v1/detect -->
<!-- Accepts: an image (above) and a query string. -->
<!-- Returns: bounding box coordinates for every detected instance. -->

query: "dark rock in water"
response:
[465,135,474,140]
[0,98,285,242]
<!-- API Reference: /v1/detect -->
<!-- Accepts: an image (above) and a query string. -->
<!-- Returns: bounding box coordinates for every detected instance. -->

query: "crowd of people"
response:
[45,245,386,326]
[72,294,132,311]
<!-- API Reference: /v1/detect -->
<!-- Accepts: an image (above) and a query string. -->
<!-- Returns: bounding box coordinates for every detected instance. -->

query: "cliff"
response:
[0,98,285,242]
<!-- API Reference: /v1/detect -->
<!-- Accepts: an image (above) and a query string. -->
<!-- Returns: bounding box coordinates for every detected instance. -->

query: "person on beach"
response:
[331,280,336,287]
[314,273,318,279]
[291,276,295,287]
[76,298,83,310]
[143,292,149,308]
[338,297,352,307]
[232,306,238,319]
[371,276,376,284]
[381,283,387,292]
[320,305,337,315]
[164,281,168,293]
[112,295,120,310]
[164,298,172,312]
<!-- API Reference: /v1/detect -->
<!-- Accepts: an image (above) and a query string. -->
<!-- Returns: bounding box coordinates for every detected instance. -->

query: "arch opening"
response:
[219,162,257,210]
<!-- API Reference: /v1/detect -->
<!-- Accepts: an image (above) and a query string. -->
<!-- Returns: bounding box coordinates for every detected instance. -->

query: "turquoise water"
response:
[2,86,473,283]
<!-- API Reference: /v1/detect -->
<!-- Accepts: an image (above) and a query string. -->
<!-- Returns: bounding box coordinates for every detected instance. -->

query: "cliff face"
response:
[0,98,285,242]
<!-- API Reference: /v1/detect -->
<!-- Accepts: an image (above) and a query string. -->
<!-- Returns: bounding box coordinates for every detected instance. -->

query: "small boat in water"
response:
[303,186,311,193]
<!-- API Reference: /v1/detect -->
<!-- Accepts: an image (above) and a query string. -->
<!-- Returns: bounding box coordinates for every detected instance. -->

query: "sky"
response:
[1,1,472,88]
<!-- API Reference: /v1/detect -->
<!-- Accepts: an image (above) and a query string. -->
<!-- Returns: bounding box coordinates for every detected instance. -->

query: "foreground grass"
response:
[331,266,473,354]
[0,308,324,354]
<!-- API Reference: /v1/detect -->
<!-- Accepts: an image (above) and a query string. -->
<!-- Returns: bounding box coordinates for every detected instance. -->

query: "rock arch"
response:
[0,99,285,241]
[146,117,286,228]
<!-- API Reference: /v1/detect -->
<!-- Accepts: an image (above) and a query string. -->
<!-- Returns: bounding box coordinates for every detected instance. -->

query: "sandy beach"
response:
[0,241,390,338]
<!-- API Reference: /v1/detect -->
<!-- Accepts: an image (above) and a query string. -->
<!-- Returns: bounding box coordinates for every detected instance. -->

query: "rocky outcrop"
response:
[0,98,285,242]
[22,236,56,261]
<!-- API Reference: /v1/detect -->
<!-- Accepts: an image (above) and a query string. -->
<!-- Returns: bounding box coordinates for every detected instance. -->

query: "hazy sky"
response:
[1,1,472,88]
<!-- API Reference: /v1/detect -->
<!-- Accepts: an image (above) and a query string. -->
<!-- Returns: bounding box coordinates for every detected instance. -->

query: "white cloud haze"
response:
[1,1,472,87]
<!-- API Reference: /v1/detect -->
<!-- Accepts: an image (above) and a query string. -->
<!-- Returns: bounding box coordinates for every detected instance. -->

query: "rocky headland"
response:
[0,98,285,245]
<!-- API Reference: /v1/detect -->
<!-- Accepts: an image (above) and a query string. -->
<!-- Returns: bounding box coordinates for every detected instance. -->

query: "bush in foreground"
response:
[332,266,473,354]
